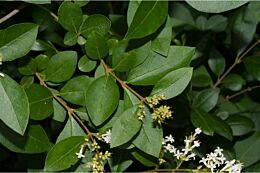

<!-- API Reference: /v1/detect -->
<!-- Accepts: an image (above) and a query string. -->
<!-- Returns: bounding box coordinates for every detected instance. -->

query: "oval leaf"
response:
[151,67,193,99]
[85,76,120,126]
[226,115,255,136]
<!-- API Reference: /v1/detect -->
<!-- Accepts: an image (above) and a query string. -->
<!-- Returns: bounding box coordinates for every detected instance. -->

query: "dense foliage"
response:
[0,0,260,172]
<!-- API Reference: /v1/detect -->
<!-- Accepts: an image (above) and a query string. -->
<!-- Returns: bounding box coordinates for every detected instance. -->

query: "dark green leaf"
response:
[244,56,260,81]
[53,99,66,122]
[0,123,51,153]
[23,0,51,4]
[26,84,53,120]
[78,55,97,72]
[206,15,228,32]
[208,48,226,76]
[64,32,78,46]
[226,115,254,136]
[44,51,77,83]
[125,1,168,39]
[222,74,245,91]
[124,88,140,110]
[18,58,37,75]
[85,32,109,60]
[191,65,212,87]
[85,76,120,126]
[60,76,93,106]
[127,1,141,26]
[151,67,193,99]
[35,54,50,72]
[131,150,157,167]
[44,136,85,171]
[128,46,195,85]
[111,106,142,148]
[192,88,220,112]
[20,76,34,89]
[0,23,38,61]
[0,75,29,135]
[234,132,260,167]
[108,150,133,173]
[58,2,83,32]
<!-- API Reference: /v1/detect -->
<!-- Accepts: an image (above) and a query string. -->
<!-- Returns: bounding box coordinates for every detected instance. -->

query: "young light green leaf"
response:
[85,76,120,126]
[244,56,260,81]
[125,1,168,39]
[226,115,254,136]
[208,48,226,76]
[60,76,93,106]
[151,67,193,99]
[26,84,53,120]
[58,2,83,32]
[234,132,260,167]
[78,55,97,72]
[85,32,109,60]
[0,123,51,153]
[192,88,220,112]
[191,65,213,87]
[0,23,38,61]
[44,136,85,171]
[56,117,85,143]
[0,75,29,135]
[44,51,77,83]
[111,106,142,148]
[127,46,195,85]
[80,14,111,38]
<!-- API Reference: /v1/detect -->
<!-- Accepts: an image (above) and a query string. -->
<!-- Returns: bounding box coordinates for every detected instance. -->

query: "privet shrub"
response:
[0,0,260,172]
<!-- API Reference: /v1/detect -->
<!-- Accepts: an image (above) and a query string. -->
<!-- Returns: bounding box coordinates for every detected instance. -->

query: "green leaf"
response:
[35,54,50,72]
[244,56,260,81]
[80,14,111,38]
[20,76,34,89]
[128,46,195,85]
[0,23,38,61]
[0,123,51,153]
[26,84,53,120]
[192,88,220,112]
[191,65,212,87]
[22,0,51,4]
[208,48,226,76]
[131,150,157,167]
[58,2,83,32]
[56,117,85,143]
[133,109,163,157]
[186,1,249,13]
[85,32,109,60]
[64,31,78,46]
[222,74,245,91]
[234,132,260,167]
[127,1,141,26]
[108,150,133,173]
[78,55,97,72]
[151,16,172,56]
[112,40,151,72]
[44,136,85,171]
[124,88,140,110]
[206,15,228,32]
[226,115,254,136]
[85,76,120,126]
[0,75,29,135]
[151,67,193,99]
[53,99,66,122]
[191,108,233,140]
[94,64,106,79]
[125,1,168,39]
[60,76,93,106]
[18,58,38,75]
[111,106,142,148]
[44,51,77,83]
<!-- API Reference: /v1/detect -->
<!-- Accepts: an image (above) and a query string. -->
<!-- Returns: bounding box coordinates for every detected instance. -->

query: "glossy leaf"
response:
[60,76,93,106]
[151,67,193,99]
[0,75,29,135]
[192,88,220,112]
[244,56,260,81]
[44,51,77,83]
[125,1,168,39]
[26,84,53,120]
[58,2,83,32]
[234,132,260,167]
[208,48,226,76]
[226,115,255,136]
[111,106,142,148]
[85,32,109,60]
[78,55,97,72]
[186,1,249,13]
[0,23,38,61]
[44,136,85,171]
[85,76,120,126]
[128,46,195,85]
[0,123,51,153]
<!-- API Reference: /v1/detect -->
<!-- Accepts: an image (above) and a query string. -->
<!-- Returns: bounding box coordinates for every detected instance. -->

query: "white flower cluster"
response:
[101,129,111,144]
[163,128,202,161]
[200,147,243,173]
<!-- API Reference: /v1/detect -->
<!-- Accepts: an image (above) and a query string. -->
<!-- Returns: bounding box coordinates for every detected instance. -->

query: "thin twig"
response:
[213,40,260,88]
[0,3,27,24]
[225,85,260,101]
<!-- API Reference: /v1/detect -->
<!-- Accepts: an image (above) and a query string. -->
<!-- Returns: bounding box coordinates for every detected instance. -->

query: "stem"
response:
[35,4,58,22]
[100,59,147,103]
[176,160,184,169]
[225,85,260,101]
[213,40,260,88]
[0,3,27,24]
[35,73,93,140]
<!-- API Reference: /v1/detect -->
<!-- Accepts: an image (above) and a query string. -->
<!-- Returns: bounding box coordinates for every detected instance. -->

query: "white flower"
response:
[165,143,176,153]
[76,147,85,159]
[192,140,200,148]
[0,72,4,77]
[174,150,183,159]
[195,128,202,135]
[101,129,111,144]
[165,134,175,143]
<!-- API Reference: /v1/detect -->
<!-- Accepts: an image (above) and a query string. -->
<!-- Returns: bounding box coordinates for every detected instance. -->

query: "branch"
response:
[225,85,260,101]
[0,3,27,24]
